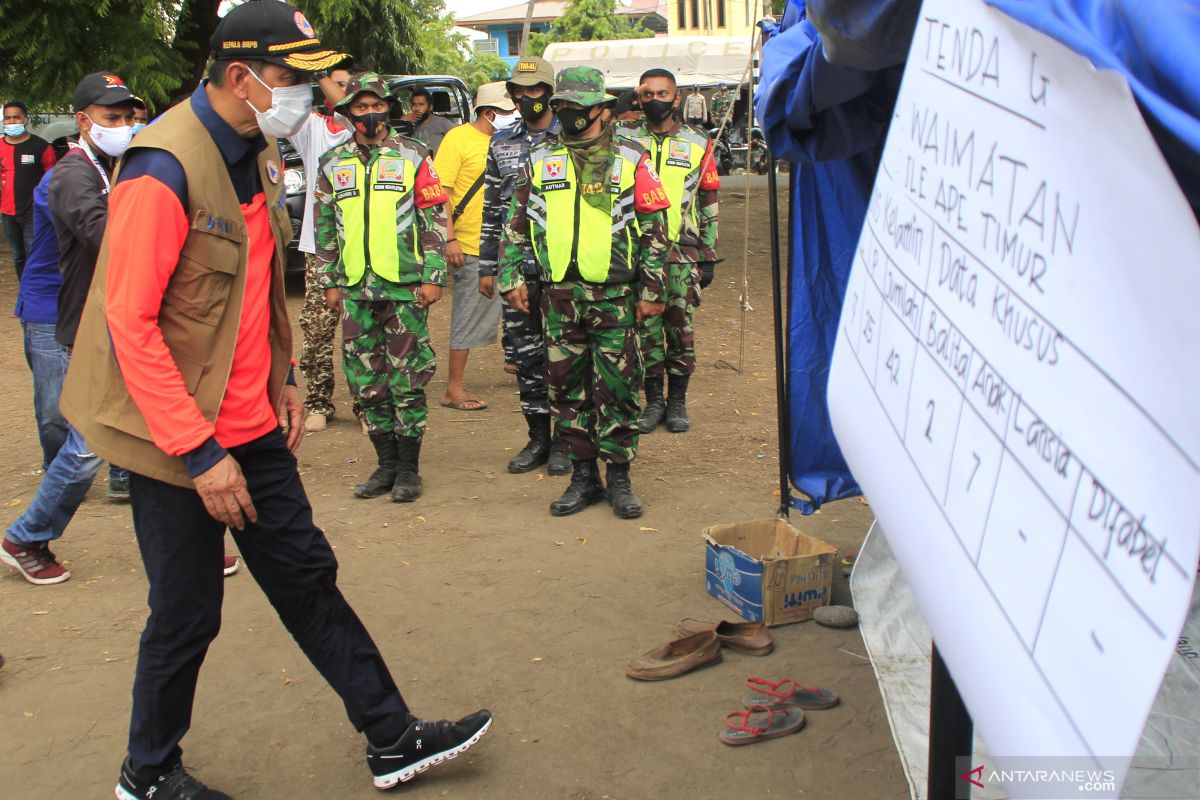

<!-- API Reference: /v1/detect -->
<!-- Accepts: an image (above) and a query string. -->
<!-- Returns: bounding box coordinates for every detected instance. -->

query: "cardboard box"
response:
[704,518,838,626]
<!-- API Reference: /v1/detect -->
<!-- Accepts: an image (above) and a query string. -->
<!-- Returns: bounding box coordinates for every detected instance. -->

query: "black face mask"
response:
[347,110,389,138]
[557,107,600,138]
[518,94,549,122]
[642,98,674,125]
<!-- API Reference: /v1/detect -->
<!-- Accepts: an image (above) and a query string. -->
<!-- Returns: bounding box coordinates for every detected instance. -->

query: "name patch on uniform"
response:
[335,189,360,201]
[373,183,408,193]
[542,180,570,192]
[543,156,566,181]
[609,159,623,194]
[333,165,356,190]
[190,209,242,243]
[377,159,405,183]
[666,158,691,169]
[20,154,35,165]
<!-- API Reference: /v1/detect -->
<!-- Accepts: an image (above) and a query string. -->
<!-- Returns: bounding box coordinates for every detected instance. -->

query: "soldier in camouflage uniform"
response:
[315,73,450,502]
[499,66,671,519]
[478,56,570,476]
[618,68,721,434]
[710,84,734,129]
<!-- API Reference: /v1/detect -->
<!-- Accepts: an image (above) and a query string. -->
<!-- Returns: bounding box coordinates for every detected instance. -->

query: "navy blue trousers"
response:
[126,430,411,775]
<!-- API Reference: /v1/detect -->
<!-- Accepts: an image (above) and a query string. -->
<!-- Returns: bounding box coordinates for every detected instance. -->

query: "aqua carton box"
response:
[703,518,837,626]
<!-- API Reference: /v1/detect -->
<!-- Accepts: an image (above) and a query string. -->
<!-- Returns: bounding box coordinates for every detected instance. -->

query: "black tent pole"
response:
[928,643,974,799]
[766,149,790,520]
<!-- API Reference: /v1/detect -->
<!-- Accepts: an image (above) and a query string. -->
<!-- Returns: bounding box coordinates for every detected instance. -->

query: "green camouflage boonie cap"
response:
[550,67,612,108]
[334,71,390,110]
[507,56,556,89]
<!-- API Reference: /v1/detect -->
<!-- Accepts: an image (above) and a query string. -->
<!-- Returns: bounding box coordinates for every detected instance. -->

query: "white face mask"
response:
[245,69,312,138]
[86,115,134,158]
[489,110,517,131]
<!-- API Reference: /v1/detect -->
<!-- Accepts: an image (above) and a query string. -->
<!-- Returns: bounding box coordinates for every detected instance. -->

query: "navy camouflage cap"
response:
[550,66,613,108]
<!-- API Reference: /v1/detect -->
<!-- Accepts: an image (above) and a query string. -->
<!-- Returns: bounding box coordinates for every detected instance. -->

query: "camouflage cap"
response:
[334,71,390,110]
[507,56,556,89]
[550,66,612,108]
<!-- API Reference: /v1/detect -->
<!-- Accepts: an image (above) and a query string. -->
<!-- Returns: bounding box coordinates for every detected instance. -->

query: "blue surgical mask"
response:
[131,123,147,135]
[3,123,26,137]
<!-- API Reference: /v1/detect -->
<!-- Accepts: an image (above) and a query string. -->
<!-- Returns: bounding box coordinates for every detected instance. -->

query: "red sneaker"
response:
[223,554,240,577]
[1,537,71,585]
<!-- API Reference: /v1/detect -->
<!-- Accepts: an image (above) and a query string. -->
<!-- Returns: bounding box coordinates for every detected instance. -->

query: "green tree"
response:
[294,0,421,76]
[527,0,655,58]
[410,0,509,92]
[0,0,190,110]
[0,0,426,111]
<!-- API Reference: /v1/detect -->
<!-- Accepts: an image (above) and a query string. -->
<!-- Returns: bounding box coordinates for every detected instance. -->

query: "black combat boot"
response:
[637,375,666,433]
[355,433,399,498]
[665,373,691,433]
[549,459,606,516]
[508,413,551,473]
[605,462,644,519]
[546,427,570,476]
[391,436,423,503]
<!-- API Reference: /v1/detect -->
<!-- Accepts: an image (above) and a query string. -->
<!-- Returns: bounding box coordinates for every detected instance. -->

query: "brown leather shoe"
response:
[625,630,722,681]
[674,618,774,656]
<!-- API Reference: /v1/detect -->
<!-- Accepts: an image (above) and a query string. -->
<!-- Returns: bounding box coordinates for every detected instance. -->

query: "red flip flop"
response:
[719,704,806,746]
[742,677,840,710]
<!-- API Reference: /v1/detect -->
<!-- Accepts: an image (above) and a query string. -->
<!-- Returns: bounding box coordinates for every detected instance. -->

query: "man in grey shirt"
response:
[401,87,454,155]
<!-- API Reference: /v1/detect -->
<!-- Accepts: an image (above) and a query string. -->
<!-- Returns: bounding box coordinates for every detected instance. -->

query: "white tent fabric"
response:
[541,36,755,89]
[853,522,1200,799]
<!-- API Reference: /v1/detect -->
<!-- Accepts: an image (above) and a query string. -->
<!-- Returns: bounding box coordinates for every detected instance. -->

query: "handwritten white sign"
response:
[827,0,1200,790]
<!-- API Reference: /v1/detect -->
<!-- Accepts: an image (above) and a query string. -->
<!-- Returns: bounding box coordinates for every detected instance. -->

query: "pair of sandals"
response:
[720,677,840,746]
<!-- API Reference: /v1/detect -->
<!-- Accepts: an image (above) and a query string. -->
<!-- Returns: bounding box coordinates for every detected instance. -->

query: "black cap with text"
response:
[210,1,348,73]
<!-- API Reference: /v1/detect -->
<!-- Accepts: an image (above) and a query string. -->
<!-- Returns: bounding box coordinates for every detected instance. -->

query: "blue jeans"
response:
[2,210,34,280]
[22,321,70,470]
[6,426,102,545]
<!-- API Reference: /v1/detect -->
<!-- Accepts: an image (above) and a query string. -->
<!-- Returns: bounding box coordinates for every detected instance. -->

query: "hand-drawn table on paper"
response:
[827,0,1200,787]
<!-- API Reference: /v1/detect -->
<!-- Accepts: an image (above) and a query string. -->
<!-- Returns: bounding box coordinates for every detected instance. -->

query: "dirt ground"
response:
[0,179,908,799]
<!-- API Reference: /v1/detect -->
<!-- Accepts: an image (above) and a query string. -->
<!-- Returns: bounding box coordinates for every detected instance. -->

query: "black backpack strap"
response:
[452,173,487,222]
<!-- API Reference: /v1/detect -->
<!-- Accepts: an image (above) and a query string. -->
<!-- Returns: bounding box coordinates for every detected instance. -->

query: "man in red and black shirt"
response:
[0,100,56,279]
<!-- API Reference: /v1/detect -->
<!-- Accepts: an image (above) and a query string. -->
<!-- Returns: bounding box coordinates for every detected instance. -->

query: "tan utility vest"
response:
[60,99,293,488]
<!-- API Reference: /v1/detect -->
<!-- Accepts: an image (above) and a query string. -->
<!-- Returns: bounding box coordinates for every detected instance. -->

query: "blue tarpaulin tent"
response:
[757,0,1200,514]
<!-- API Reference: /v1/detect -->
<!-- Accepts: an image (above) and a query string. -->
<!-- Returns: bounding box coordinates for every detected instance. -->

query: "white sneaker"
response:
[304,413,328,433]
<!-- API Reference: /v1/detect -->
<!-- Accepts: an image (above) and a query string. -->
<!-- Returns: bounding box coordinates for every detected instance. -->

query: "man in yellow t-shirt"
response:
[434,82,517,410]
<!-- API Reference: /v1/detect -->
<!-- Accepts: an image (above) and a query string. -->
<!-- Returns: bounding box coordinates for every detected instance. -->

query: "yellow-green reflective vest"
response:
[331,152,419,285]
[529,145,641,284]
[630,128,707,241]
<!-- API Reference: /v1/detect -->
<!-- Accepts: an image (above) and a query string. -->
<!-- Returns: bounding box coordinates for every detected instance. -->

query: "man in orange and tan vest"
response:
[61,4,491,797]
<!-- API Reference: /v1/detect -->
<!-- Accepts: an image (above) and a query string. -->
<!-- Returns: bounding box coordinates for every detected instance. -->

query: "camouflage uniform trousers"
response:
[543,288,642,464]
[640,261,701,379]
[505,276,550,417]
[298,254,341,415]
[341,298,436,439]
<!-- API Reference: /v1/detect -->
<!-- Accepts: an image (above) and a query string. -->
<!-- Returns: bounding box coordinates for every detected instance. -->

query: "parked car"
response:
[280,75,472,274]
